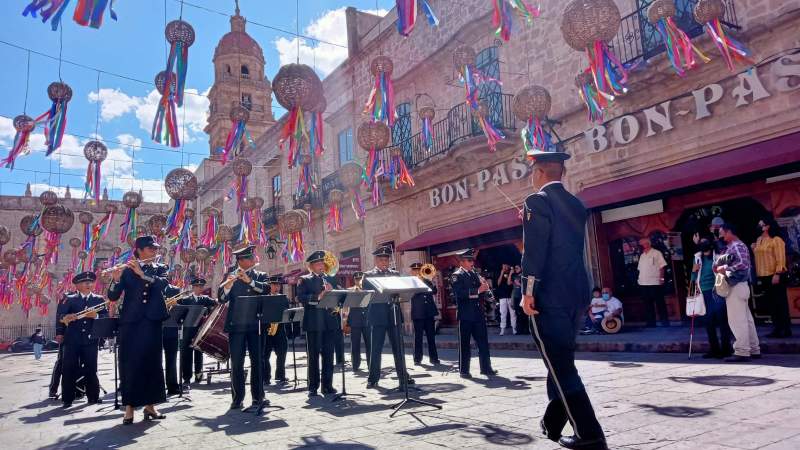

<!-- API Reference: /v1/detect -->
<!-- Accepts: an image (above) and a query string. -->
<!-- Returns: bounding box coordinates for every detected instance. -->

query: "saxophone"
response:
[267,322,280,336]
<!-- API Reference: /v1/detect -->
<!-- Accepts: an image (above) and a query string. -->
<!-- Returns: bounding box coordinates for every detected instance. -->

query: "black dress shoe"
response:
[540,419,561,442]
[143,410,166,420]
[430,359,441,365]
[49,392,59,400]
[322,386,337,395]
[406,376,415,385]
[308,391,319,398]
[194,374,203,383]
[366,381,379,389]
[558,435,608,450]
[89,399,103,405]
[413,360,422,366]
[230,402,243,410]
[481,369,499,376]
[61,402,72,409]
[122,416,134,425]
[460,372,472,379]
[166,390,181,397]
[264,379,272,386]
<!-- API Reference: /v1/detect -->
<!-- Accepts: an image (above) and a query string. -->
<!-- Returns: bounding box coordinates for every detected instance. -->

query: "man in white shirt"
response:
[637,237,669,327]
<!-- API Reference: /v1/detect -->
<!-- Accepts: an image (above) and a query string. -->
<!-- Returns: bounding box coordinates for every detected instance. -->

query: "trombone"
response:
[100,256,160,275]
[219,263,261,290]
[165,290,193,309]
[60,301,109,325]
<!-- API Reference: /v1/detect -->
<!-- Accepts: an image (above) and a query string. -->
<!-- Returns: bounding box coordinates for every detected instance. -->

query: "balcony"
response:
[293,189,324,210]
[609,0,740,66]
[262,205,285,229]
[320,171,344,204]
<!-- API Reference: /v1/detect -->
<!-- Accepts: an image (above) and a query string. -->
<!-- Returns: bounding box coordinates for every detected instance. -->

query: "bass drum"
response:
[192,302,229,361]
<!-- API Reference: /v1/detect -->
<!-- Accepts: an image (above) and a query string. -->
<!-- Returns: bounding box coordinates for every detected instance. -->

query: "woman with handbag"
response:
[752,217,791,338]
[691,239,732,358]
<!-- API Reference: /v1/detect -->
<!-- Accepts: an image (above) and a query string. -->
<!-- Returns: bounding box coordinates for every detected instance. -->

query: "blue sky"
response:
[0,0,392,202]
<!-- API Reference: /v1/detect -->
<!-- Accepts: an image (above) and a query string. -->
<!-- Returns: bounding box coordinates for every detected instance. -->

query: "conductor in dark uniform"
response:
[218,245,269,411]
[450,249,497,378]
[364,245,413,390]
[296,250,340,397]
[409,263,440,365]
[178,278,216,385]
[263,275,289,385]
[55,271,106,408]
[521,149,606,450]
[108,236,174,424]
[347,272,370,372]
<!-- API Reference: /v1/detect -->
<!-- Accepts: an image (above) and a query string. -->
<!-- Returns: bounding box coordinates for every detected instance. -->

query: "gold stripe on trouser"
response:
[529,315,580,439]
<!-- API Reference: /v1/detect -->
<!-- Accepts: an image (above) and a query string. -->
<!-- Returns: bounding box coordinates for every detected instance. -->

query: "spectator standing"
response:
[30,328,46,360]
[753,217,791,338]
[496,264,516,335]
[715,223,761,362]
[692,239,732,358]
[637,237,670,327]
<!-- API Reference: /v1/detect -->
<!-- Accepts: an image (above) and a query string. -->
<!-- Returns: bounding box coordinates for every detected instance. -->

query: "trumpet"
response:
[419,263,437,281]
[165,290,193,309]
[219,263,261,290]
[479,275,496,303]
[60,301,109,325]
[101,256,160,275]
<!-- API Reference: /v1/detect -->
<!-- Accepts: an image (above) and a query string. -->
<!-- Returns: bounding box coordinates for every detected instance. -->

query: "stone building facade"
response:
[194,0,800,327]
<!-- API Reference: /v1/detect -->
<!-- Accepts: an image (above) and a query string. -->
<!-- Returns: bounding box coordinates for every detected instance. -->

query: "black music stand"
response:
[91,318,119,410]
[171,305,206,399]
[367,276,442,417]
[285,307,305,389]
[259,294,290,389]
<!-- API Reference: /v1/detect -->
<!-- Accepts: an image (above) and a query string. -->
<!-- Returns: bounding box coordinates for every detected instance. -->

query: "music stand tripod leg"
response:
[332,315,364,402]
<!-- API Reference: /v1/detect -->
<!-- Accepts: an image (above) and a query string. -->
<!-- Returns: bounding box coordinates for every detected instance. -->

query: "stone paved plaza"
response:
[1,348,799,450]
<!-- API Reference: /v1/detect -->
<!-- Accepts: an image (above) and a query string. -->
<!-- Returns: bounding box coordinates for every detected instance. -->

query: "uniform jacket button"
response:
[143,300,148,303]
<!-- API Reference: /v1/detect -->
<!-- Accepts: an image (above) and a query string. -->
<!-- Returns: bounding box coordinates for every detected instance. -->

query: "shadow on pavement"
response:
[397,422,468,436]
[638,404,714,418]
[462,423,535,446]
[416,382,465,395]
[668,375,775,387]
[609,362,644,368]
[469,375,530,390]
[188,412,288,435]
[38,421,159,449]
[291,436,374,449]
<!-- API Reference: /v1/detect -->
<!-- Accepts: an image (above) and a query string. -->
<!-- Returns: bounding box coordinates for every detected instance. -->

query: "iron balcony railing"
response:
[262,205,285,228]
[293,189,324,210]
[609,0,740,66]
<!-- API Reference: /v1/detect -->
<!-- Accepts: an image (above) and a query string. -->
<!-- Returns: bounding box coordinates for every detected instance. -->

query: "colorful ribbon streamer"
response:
[164,199,187,240]
[521,116,552,155]
[220,116,248,164]
[44,89,70,156]
[73,0,117,28]
[492,0,540,42]
[396,0,439,36]
[226,174,248,213]
[363,69,396,127]
[387,151,414,189]
[703,18,753,71]
[586,40,628,100]
[350,188,366,222]
[309,110,325,156]
[2,112,48,169]
[576,69,608,123]
[279,106,309,168]
[654,17,710,76]
[476,112,505,153]
[119,205,137,244]
[420,115,434,150]
[151,73,180,148]
[200,214,218,247]
[327,202,343,233]
[84,159,102,203]
[22,0,71,31]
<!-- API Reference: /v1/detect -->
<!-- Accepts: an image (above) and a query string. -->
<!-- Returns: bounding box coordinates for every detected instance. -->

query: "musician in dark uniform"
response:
[178,277,216,385]
[409,263,440,365]
[55,271,106,408]
[218,245,269,411]
[50,290,85,401]
[162,298,181,396]
[108,236,173,424]
[450,249,497,378]
[263,275,289,385]
[364,245,413,390]
[347,272,370,372]
[521,149,606,450]
[296,251,340,397]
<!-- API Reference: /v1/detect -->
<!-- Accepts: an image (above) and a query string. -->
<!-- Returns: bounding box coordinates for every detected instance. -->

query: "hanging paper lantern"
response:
[228,158,252,212]
[309,96,326,157]
[327,189,344,233]
[453,45,477,69]
[20,215,43,237]
[147,214,167,237]
[647,0,710,76]
[2,114,40,170]
[417,94,436,151]
[83,140,107,202]
[164,20,195,107]
[0,226,9,246]
[78,211,94,225]
[44,81,72,156]
[513,85,554,154]
[492,0,541,42]
[561,0,628,103]
[218,224,234,243]
[196,246,210,262]
[220,104,252,163]
[694,0,752,71]
[69,238,81,248]
[452,45,480,110]
[152,70,180,148]
[40,204,75,234]
[358,121,391,206]
[364,56,397,127]
[339,162,366,221]
[3,250,18,266]
[243,196,266,245]
[279,210,307,263]
[274,63,323,168]
[396,0,439,36]
[164,168,197,239]
[119,190,142,244]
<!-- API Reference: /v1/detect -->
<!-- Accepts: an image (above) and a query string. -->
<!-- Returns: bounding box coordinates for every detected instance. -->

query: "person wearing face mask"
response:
[581,288,606,335]
[601,288,623,324]
[692,239,733,358]
[752,217,791,338]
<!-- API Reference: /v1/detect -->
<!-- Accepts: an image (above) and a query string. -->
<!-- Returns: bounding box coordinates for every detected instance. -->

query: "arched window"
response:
[241,65,250,79]
[474,46,502,127]
[392,102,412,163]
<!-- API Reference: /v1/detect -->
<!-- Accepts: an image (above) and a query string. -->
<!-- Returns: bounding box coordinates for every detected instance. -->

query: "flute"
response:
[100,256,160,275]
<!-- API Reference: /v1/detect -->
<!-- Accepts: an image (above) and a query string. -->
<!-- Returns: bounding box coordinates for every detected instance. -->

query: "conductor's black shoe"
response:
[406,376,415,385]
[166,389,181,397]
[48,392,59,400]
[264,379,271,386]
[308,391,319,398]
[540,419,561,442]
[276,377,289,383]
[481,369,499,376]
[89,399,102,405]
[459,372,472,379]
[61,402,72,409]
[194,374,203,383]
[431,359,441,365]
[366,382,379,389]
[229,402,243,410]
[558,435,608,450]
[413,360,421,365]
[322,386,337,395]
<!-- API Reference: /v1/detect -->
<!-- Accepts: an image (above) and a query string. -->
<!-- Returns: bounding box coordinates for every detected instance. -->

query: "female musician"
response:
[108,236,174,425]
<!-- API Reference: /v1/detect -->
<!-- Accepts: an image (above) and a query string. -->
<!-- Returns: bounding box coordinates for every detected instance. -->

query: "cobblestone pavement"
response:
[1,348,799,449]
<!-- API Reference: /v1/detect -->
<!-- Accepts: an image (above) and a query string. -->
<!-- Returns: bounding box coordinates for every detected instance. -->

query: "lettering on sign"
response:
[428,156,530,208]
[584,56,800,152]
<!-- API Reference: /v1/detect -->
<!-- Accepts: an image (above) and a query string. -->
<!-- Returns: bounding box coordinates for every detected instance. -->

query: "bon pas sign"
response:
[428,156,531,208]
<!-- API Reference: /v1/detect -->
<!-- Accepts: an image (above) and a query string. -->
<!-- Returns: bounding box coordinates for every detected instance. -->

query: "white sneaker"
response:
[499,329,505,336]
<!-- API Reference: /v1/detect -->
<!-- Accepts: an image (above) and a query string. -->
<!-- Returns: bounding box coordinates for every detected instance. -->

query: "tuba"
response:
[323,251,339,276]
[419,263,437,281]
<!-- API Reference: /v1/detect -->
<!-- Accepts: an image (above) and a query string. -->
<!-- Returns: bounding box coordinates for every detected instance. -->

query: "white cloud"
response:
[29,184,71,198]
[275,8,387,77]
[87,88,140,121]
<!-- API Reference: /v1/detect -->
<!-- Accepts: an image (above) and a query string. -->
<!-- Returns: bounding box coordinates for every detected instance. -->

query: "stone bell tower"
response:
[204,1,274,158]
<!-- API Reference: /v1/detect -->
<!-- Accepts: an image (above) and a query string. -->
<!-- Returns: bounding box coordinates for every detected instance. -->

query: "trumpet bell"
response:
[420,263,437,281]
[323,251,339,277]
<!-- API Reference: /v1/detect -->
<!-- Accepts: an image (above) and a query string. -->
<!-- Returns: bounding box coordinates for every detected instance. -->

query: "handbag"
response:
[686,260,706,317]
[714,273,731,298]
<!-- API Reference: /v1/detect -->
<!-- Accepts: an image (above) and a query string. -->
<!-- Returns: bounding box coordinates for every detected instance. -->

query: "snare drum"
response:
[192,302,229,361]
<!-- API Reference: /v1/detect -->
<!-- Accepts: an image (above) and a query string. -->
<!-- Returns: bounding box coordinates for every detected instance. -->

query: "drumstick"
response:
[492,182,522,213]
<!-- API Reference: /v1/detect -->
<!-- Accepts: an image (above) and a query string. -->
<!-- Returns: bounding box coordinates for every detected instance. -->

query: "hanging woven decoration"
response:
[83,140,107,203]
[200,207,220,247]
[147,214,168,240]
[87,204,115,267]
[227,158,252,212]
[39,190,58,207]
[561,0,628,102]
[474,101,505,152]
[240,197,266,246]
[492,0,540,42]
[152,70,180,148]
[274,63,323,168]
[279,210,308,263]
[387,148,414,189]
[0,226,9,253]
[648,0,709,76]
[340,162,366,221]
[2,114,43,169]
[22,0,118,30]
[40,204,74,235]
[396,0,439,36]
[357,121,391,206]
[119,190,142,244]
[513,85,553,155]
[220,104,252,163]
[164,20,195,107]
[309,96,326,157]
[327,189,344,233]
[44,81,72,156]
[575,69,606,123]
[364,56,397,127]
[416,95,436,151]
[164,168,197,240]
[694,0,752,71]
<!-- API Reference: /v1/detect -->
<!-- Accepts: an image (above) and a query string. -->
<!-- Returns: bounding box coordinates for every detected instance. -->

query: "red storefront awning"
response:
[577,131,800,209]
[397,208,521,252]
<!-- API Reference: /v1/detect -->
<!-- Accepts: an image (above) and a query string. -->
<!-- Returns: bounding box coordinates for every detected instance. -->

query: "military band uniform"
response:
[522,177,605,448]
[296,262,340,395]
[411,275,439,365]
[178,292,216,384]
[450,261,494,376]
[218,257,269,408]
[262,277,289,385]
[347,304,370,371]
[107,260,173,408]
[162,312,181,395]
[55,279,106,406]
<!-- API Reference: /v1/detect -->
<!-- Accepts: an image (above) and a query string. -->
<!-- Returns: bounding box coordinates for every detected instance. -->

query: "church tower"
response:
[205,1,274,158]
